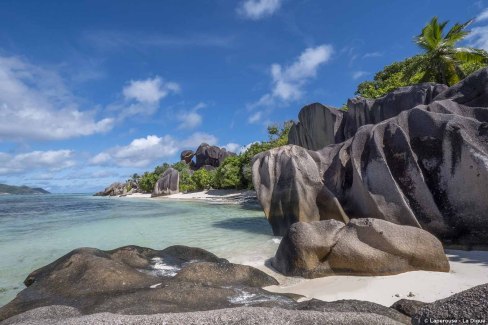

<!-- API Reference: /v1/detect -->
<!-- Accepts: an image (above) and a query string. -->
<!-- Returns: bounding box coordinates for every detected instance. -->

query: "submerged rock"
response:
[272,218,449,278]
[254,68,488,245]
[0,245,291,322]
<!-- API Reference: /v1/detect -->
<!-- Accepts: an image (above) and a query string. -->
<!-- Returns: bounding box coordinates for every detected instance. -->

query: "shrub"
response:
[192,168,214,190]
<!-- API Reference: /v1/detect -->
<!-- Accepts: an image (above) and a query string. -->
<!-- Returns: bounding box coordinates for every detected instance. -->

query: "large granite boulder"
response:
[288,103,345,150]
[0,245,289,322]
[152,167,179,197]
[411,283,488,324]
[180,150,194,164]
[288,84,447,150]
[343,83,447,139]
[94,182,126,196]
[272,218,449,278]
[194,143,235,169]
[254,68,488,245]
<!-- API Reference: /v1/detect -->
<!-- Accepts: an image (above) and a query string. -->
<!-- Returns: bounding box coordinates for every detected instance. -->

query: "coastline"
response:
[116,191,488,308]
[119,189,260,207]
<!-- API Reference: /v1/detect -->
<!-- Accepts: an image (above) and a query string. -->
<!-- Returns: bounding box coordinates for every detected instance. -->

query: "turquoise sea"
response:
[0,194,278,306]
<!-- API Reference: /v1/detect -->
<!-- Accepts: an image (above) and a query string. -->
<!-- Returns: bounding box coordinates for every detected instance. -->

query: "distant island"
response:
[0,184,50,195]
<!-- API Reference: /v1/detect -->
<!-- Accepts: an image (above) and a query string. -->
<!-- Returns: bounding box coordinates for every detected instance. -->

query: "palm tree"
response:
[406,17,488,85]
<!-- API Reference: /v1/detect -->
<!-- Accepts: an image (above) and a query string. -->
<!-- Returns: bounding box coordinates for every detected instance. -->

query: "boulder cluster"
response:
[253,68,488,248]
[95,143,236,198]
[152,143,235,197]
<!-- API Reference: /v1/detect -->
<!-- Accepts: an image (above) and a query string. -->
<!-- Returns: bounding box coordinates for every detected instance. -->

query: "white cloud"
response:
[180,132,218,148]
[467,26,488,51]
[363,52,383,58]
[237,0,282,20]
[0,150,75,175]
[248,111,263,124]
[177,102,206,129]
[352,71,368,80]
[123,77,180,104]
[91,132,218,168]
[476,8,488,22]
[467,10,488,51]
[0,55,114,140]
[250,44,333,111]
[223,143,241,153]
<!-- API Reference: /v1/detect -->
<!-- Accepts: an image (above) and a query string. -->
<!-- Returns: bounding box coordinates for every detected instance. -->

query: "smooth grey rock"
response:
[94,182,126,196]
[412,283,488,324]
[343,83,447,139]
[180,150,194,164]
[253,69,488,243]
[152,167,179,197]
[391,299,427,317]
[272,218,449,278]
[288,103,345,150]
[194,143,235,169]
[0,245,295,322]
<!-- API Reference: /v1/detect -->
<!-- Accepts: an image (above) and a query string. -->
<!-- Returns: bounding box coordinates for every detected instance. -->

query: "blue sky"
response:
[1,0,488,193]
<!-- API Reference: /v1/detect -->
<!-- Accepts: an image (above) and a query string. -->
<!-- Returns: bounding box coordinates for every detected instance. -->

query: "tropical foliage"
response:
[130,121,293,193]
[356,17,488,98]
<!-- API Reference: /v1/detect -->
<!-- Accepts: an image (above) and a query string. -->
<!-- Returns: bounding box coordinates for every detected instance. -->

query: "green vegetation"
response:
[0,184,50,195]
[356,17,488,99]
[131,121,293,193]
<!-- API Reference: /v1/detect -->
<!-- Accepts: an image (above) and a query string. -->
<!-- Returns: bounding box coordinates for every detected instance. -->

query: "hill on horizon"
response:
[0,184,50,195]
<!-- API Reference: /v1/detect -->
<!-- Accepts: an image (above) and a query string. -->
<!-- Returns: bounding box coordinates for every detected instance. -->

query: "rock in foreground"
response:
[0,245,411,324]
[411,283,488,324]
[0,245,283,322]
[272,218,449,278]
[1,305,408,325]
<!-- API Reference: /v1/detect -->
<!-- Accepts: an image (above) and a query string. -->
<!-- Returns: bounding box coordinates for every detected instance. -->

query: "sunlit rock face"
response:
[254,68,488,246]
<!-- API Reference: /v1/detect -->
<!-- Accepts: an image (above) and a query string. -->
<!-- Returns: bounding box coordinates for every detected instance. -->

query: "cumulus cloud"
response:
[177,103,206,129]
[0,150,75,175]
[223,143,241,153]
[0,55,114,140]
[90,132,218,168]
[123,77,180,103]
[249,44,333,117]
[237,0,282,20]
[476,8,488,22]
[467,9,488,51]
[179,132,218,148]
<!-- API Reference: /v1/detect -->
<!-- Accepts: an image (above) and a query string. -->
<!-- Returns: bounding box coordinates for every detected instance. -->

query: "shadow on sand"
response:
[212,217,273,236]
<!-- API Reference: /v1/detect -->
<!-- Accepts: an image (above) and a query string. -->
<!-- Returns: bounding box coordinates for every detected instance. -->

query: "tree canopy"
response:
[356,17,488,99]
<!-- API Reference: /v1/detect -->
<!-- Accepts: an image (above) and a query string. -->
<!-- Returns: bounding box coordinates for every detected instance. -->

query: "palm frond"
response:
[444,19,473,46]
[453,47,488,64]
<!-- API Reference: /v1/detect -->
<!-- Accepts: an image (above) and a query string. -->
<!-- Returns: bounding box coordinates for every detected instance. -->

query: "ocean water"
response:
[0,194,279,306]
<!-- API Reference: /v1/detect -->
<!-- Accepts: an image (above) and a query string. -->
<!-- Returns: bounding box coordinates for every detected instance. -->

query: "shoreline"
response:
[119,189,260,207]
[116,191,488,307]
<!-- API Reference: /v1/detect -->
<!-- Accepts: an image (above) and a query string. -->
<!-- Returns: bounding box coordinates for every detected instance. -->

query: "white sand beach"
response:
[121,189,258,205]
[263,249,488,306]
